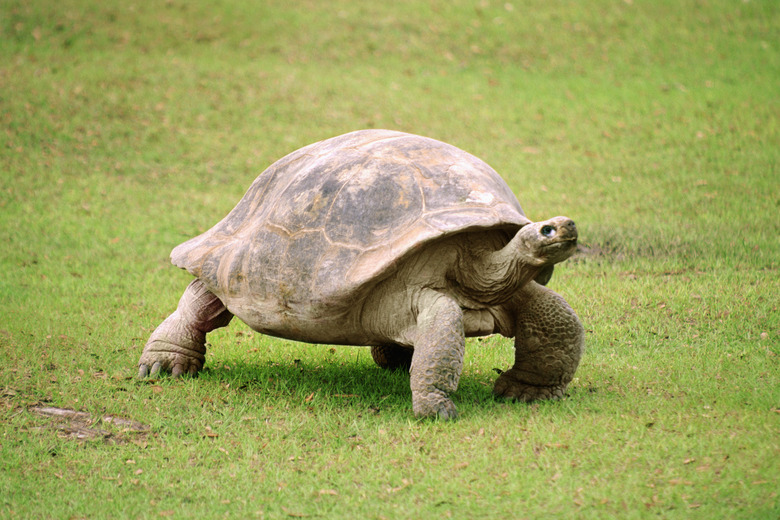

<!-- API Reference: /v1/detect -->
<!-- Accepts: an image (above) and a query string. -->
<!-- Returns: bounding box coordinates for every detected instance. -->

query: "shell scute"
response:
[324,159,423,246]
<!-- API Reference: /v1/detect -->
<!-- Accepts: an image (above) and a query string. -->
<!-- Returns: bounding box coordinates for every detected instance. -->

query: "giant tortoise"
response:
[138,129,584,419]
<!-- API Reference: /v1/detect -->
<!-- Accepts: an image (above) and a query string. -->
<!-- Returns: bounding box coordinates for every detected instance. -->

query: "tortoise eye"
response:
[541,225,556,238]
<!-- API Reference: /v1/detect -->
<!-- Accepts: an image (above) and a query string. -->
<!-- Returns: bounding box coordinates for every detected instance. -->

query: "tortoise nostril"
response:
[541,225,556,238]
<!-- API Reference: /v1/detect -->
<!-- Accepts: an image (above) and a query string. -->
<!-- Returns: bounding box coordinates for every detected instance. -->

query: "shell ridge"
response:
[411,164,428,213]
[346,130,410,150]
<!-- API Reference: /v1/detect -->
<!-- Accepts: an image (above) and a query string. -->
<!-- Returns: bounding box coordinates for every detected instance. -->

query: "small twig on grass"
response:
[29,406,150,443]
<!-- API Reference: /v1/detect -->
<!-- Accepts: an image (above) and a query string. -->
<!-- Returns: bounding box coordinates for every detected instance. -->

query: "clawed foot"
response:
[138,339,205,379]
[412,391,459,420]
[493,368,568,402]
[138,358,200,378]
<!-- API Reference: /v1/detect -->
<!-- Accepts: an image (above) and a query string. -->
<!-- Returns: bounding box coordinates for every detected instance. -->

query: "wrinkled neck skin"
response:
[451,229,546,307]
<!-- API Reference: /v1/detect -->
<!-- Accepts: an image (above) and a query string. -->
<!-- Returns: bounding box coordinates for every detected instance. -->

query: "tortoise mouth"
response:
[539,237,578,261]
[541,238,577,250]
[542,236,578,247]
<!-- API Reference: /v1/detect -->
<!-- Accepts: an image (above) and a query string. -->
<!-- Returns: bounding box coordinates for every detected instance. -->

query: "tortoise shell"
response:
[170,129,530,318]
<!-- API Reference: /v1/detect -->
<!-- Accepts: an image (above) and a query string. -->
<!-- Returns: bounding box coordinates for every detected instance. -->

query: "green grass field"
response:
[1,0,778,518]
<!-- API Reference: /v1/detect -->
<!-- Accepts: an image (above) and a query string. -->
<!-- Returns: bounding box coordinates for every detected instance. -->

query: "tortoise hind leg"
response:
[138,279,233,378]
[370,344,414,372]
[493,282,584,401]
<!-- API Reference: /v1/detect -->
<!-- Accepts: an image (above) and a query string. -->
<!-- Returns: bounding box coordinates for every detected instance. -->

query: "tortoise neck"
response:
[454,231,542,305]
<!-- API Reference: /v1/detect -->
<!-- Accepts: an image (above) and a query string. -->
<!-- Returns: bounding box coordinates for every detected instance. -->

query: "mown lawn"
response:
[1,0,777,518]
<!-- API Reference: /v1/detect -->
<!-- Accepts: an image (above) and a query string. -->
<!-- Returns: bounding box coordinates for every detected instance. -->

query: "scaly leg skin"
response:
[138,279,233,378]
[370,344,414,372]
[410,290,465,420]
[493,282,584,402]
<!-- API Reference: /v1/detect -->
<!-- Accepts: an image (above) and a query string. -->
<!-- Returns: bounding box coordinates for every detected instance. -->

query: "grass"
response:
[1,0,778,518]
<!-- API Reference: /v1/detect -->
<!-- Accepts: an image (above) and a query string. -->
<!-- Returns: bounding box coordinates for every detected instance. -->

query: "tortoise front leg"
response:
[494,282,584,402]
[410,290,465,420]
[138,279,233,378]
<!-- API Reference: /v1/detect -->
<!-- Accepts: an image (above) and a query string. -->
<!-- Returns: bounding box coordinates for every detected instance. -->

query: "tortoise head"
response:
[512,216,577,286]
[514,216,578,266]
